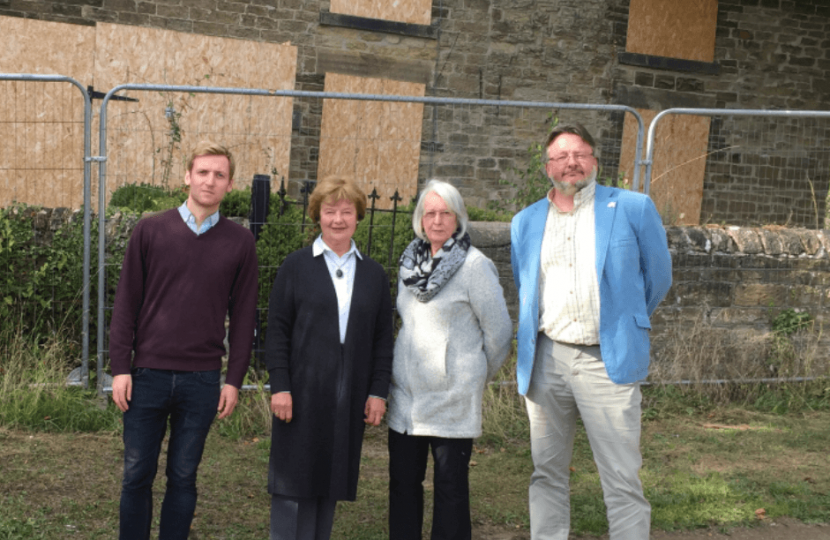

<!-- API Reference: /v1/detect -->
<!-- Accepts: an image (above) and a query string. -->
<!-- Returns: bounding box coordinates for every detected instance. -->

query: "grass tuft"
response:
[0,328,121,433]
[214,379,274,440]
[480,352,530,446]
[649,311,829,411]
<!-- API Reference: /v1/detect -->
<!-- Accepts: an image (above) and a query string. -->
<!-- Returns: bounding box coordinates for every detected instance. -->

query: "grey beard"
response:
[550,168,597,197]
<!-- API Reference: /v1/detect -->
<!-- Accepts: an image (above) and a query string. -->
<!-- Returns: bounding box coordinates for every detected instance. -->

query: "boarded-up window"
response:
[0,16,298,209]
[96,23,297,205]
[621,112,711,225]
[620,0,718,225]
[0,17,95,209]
[317,73,425,209]
[626,0,718,62]
[330,0,432,26]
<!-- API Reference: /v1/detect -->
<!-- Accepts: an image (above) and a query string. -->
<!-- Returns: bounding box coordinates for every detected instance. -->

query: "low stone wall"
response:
[660,225,830,327]
[467,222,517,318]
[471,221,830,380]
[472,220,830,322]
[20,206,248,248]
[12,206,83,246]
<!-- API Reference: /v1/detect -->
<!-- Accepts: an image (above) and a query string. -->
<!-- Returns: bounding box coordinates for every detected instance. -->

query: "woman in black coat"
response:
[265,176,394,540]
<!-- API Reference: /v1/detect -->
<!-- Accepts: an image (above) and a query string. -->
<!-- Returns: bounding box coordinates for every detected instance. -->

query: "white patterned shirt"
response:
[313,235,361,344]
[538,181,601,345]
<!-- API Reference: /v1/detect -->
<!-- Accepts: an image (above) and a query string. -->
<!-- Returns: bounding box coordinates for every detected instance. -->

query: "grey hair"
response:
[412,179,469,242]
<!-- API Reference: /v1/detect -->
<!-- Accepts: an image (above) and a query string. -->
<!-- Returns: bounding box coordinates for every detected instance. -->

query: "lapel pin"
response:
[607,202,616,208]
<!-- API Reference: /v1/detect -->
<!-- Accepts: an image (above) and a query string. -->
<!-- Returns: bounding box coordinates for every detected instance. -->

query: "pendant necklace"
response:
[329,252,347,278]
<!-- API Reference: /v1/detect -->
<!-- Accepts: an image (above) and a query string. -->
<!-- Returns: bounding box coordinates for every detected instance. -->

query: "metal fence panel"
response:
[645,109,830,229]
[96,83,645,392]
[0,73,93,388]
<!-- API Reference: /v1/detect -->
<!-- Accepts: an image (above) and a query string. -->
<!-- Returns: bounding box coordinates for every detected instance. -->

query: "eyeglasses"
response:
[548,153,594,165]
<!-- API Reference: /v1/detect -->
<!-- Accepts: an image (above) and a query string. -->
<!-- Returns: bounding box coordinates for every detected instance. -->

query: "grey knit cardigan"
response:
[387,246,513,438]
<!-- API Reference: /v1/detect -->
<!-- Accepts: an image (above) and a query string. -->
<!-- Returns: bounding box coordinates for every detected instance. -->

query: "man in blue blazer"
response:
[511,123,672,540]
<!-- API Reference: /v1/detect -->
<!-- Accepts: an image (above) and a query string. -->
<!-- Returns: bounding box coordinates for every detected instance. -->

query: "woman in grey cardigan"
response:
[387,179,513,540]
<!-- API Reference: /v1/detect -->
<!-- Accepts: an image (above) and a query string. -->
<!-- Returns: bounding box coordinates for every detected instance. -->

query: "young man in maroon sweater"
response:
[109,141,258,540]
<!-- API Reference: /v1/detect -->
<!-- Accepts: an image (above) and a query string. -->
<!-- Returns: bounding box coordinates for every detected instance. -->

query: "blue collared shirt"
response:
[178,202,220,235]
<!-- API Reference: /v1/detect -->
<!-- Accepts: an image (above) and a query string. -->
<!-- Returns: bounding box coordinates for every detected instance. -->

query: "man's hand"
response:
[217,385,239,420]
[112,374,132,412]
[271,392,293,423]
[364,397,386,426]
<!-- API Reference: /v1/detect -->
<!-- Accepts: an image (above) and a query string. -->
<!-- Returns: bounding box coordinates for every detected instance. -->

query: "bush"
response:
[467,205,512,223]
[0,206,43,324]
[109,182,253,218]
[255,200,314,309]
[220,187,253,218]
[109,183,187,214]
[353,203,416,273]
[0,205,91,350]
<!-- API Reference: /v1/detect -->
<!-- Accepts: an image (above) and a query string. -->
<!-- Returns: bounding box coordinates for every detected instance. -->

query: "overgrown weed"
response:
[0,327,120,433]
[480,350,530,446]
[649,310,829,412]
[215,377,273,440]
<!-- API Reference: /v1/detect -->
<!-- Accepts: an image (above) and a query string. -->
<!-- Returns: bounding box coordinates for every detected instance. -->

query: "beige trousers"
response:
[525,333,650,540]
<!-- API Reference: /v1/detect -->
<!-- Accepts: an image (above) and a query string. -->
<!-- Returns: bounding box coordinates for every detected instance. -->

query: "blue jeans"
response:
[119,368,221,540]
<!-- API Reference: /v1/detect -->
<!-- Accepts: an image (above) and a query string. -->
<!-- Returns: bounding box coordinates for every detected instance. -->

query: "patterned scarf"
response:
[399,232,471,302]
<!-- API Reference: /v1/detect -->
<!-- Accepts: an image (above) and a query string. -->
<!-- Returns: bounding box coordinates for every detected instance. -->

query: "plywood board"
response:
[330,0,431,25]
[318,73,425,210]
[620,109,710,225]
[0,17,95,208]
[0,17,298,210]
[94,23,297,205]
[626,0,717,62]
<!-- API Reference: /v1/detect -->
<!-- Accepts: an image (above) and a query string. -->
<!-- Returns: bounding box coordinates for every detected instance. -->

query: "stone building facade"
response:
[2,0,830,222]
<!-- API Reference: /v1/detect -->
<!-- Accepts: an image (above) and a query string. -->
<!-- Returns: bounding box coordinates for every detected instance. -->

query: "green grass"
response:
[1,406,829,539]
[1,335,829,538]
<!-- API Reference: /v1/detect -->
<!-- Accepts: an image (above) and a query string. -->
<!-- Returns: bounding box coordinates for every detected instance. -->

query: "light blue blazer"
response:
[510,184,672,394]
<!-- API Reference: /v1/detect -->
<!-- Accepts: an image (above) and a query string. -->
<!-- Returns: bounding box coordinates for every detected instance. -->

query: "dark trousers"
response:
[388,429,473,540]
[269,495,337,540]
[119,368,221,540]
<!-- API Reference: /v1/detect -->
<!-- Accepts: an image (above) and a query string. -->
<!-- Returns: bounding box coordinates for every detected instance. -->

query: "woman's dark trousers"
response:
[388,429,473,540]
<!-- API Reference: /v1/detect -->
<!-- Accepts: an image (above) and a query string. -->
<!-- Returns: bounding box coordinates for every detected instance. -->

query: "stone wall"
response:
[471,220,830,380]
[2,0,830,220]
[654,223,830,379]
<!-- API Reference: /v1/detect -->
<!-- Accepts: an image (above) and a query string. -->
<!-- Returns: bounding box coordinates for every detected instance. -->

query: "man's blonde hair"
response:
[187,140,235,179]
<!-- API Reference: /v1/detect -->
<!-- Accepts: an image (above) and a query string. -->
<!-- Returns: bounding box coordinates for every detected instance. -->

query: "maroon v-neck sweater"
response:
[109,209,258,388]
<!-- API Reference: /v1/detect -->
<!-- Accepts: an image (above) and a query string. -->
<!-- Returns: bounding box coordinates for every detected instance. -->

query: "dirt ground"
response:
[472,518,830,540]
[648,519,830,540]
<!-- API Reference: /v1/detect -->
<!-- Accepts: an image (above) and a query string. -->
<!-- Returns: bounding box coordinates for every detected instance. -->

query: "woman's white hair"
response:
[412,179,469,241]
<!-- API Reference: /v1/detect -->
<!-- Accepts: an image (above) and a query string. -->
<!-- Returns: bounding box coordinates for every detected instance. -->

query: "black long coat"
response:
[265,246,394,501]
